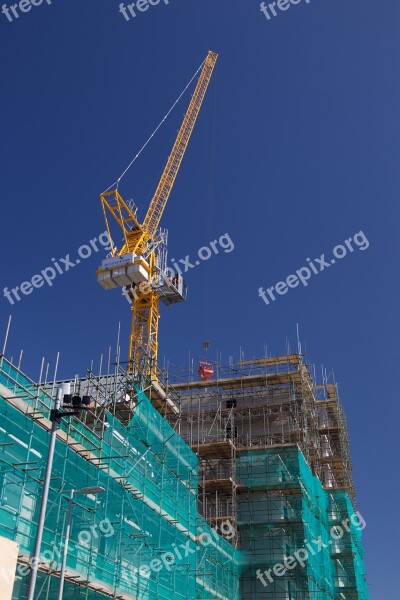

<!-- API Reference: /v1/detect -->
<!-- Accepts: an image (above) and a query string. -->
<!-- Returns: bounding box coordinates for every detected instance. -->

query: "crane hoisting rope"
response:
[203,75,217,345]
[102,58,207,195]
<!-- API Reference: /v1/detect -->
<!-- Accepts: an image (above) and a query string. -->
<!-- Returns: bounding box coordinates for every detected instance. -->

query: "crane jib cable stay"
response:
[96,51,218,382]
[102,57,208,195]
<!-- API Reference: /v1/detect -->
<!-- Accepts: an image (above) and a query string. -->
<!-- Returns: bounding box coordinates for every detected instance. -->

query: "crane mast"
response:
[97,51,218,381]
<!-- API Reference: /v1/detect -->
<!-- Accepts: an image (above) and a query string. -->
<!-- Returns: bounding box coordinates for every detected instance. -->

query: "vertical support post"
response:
[0,314,12,370]
[26,386,62,600]
[57,489,74,600]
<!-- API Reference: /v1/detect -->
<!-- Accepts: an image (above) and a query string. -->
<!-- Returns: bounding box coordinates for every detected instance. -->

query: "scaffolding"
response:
[0,351,368,599]
[163,354,369,600]
[169,357,319,463]
[0,357,241,600]
[315,385,355,500]
[237,446,335,599]
[327,491,369,600]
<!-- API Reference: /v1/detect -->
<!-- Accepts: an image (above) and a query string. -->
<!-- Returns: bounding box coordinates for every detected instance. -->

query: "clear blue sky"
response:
[1,0,398,596]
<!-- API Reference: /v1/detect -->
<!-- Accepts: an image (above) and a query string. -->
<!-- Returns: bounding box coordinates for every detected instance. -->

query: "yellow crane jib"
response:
[96,50,218,379]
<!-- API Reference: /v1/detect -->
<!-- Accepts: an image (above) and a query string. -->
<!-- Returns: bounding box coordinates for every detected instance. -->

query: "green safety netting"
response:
[0,358,240,600]
[236,447,369,600]
[0,358,368,600]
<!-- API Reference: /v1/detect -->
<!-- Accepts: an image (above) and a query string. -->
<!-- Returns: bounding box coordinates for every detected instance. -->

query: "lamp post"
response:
[57,486,105,600]
[26,387,92,600]
[26,386,63,600]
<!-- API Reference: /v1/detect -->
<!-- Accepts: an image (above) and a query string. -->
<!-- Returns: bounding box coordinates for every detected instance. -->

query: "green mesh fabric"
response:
[328,490,369,600]
[0,358,240,600]
[237,447,369,599]
[0,358,368,599]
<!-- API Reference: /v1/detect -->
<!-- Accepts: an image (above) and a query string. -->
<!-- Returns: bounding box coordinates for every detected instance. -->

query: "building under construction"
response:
[0,48,369,600]
[0,350,369,599]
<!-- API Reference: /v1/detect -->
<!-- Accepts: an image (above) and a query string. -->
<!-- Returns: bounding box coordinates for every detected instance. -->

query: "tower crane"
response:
[96,51,218,381]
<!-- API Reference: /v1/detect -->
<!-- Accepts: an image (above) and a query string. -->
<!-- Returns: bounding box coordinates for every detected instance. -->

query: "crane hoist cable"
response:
[203,72,218,344]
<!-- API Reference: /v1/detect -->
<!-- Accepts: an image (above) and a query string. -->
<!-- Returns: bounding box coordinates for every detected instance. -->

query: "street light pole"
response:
[26,387,89,600]
[26,386,62,600]
[57,486,105,600]
[57,489,74,600]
